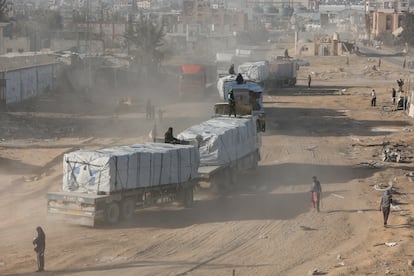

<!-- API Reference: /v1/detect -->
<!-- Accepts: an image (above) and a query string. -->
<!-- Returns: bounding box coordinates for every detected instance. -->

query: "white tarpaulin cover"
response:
[177,116,257,165]
[217,75,263,101]
[62,143,199,194]
[237,61,269,82]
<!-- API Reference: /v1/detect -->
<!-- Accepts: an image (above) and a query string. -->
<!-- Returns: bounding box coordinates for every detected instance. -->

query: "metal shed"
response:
[0,63,59,106]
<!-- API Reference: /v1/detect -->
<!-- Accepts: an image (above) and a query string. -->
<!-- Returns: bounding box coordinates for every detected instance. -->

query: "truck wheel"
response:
[106,202,120,225]
[121,199,135,221]
[184,187,194,208]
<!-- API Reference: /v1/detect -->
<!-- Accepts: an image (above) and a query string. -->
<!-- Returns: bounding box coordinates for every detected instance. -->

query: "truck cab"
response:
[179,64,206,98]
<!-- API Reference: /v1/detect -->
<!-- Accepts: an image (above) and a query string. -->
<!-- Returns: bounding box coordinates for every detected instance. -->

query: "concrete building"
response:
[365,0,408,37]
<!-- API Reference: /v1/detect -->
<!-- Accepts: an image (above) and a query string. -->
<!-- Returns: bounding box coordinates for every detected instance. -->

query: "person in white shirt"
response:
[371,89,377,107]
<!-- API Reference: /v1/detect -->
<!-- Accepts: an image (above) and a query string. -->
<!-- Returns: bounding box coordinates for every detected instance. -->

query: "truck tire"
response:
[121,199,135,221]
[184,187,194,208]
[106,202,120,225]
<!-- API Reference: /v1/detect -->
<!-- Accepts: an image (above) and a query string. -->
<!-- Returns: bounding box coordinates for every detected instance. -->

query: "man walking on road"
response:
[307,74,312,89]
[392,88,397,105]
[380,190,392,227]
[33,226,46,272]
[310,176,322,212]
[371,89,377,107]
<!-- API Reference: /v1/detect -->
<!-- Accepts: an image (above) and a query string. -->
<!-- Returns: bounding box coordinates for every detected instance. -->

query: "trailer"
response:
[196,146,260,192]
[47,143,199,226]
[265,59,297,89]
[178,112,261,192]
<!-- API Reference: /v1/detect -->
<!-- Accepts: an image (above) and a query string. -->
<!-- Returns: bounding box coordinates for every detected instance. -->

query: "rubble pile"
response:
[382,143,413,163]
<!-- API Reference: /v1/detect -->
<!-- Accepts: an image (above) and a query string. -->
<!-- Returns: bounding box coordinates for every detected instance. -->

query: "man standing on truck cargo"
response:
[236,73,244,84]
[228,90,236,117]
[33,226,46,272]
[310,176,322,212]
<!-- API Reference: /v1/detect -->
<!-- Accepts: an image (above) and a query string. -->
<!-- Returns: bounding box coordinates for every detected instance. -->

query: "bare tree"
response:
[400,13,414,46]
[125,13,165,68]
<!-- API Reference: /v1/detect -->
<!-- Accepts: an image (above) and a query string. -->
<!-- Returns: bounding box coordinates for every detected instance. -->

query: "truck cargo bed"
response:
[47,192,109,226]
[197,165,223,179]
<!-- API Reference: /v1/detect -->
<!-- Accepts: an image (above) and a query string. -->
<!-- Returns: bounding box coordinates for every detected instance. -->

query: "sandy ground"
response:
[1,52,414,276]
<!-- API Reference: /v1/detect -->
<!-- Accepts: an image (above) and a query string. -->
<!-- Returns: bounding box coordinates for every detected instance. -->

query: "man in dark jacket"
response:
[380,190,392,227]
[392,88,397,105]
[33,226,45,272]
[164,127,180,144]
[228,90,236,117]
[236,73,244,84]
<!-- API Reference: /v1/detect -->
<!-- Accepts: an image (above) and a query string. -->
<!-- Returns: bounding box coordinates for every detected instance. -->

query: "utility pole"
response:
[86,0,91,94]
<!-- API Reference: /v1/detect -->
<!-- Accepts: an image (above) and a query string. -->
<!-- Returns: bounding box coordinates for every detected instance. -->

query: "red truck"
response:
[179,64,206,98]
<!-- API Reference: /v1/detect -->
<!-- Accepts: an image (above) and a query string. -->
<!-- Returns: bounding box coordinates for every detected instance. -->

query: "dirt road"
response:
[1,55,414,275]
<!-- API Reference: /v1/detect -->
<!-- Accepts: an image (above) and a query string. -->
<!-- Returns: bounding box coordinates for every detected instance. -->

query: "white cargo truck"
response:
[266,58,297,88]
[178,116,261,192]
[47,143,199,226]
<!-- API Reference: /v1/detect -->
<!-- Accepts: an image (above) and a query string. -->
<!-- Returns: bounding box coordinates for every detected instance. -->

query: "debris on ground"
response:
[385,242,398,247]
[308,268,324,275]
[351,141,390,147]
[374,182,393,191]
[374,241,400,247]
[355,161,381,169]
[335,261,346,267]
[405,172,414,182]
[382,143,412,163]
[331,193,344,199]
[391,204,401,211]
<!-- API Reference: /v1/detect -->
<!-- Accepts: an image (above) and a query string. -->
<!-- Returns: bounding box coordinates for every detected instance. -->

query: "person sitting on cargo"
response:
[229,64,235,75]
[228,90,236,117]
[164,127,180,144]
[236,73,244,85]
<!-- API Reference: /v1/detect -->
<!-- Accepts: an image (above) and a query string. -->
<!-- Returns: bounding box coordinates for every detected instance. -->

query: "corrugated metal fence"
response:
[0,63,59,105]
